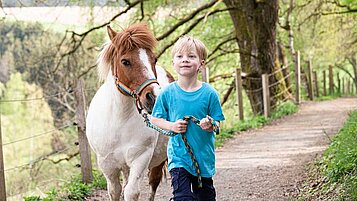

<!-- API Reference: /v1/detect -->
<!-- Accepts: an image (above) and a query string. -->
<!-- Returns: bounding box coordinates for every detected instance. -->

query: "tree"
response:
[223,0,292,115]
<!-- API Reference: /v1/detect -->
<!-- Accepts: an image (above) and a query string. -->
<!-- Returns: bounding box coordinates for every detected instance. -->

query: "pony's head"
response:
[98,23,160,114]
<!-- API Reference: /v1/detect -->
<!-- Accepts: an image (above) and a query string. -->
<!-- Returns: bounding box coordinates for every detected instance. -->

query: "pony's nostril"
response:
[146,92,156,104]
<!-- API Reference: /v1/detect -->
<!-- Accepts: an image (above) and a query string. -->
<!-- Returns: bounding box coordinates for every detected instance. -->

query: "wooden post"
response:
[351,80,353,95]
[329,65,334,94]
[201,67,209,83]
[235,68,244,120]
[0,103,6,201]
[347,79,351,94]
[307,60,314,100]
[75,79,93,183]
[295,51,301,104]
[323,70,327,96]
[313,71,319,97]
[337,73,341,94]
[262,74,270,117]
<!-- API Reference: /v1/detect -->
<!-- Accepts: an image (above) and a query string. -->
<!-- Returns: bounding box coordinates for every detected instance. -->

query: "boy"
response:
[151,36,225,201]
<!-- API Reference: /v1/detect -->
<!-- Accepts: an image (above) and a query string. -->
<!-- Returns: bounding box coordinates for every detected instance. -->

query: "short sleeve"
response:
[152,92,168,120]
[208,90,225,121]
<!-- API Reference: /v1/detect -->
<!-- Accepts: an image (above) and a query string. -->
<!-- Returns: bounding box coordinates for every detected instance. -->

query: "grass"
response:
[23,170,107,201]
[295,110,357,200]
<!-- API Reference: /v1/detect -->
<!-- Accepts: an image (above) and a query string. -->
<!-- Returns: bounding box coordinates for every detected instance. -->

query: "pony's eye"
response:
[121,59,130,66]
[154,58,158,63]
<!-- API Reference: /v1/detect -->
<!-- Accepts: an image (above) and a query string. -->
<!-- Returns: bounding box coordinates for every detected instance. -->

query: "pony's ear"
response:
[107,25,117,41]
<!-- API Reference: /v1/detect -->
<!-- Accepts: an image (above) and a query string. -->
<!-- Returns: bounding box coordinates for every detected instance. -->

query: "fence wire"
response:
[0,88,86,199]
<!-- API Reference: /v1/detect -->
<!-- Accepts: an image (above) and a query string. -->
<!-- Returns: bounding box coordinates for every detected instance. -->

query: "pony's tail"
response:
[96,42,111,82]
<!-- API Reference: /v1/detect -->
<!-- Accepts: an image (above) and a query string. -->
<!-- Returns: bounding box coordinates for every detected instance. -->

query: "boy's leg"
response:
[169,168,197,201]
[192,177,216,201]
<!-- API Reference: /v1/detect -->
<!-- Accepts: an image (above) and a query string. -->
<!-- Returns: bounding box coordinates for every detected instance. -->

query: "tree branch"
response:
[221,79,235,106]
[207,36,236,59]
[157,8,231,58]
[156,0,220,41]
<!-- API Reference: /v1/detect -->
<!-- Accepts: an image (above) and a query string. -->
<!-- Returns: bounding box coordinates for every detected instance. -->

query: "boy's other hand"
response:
[200,117,213,132]
[171,120,188,133]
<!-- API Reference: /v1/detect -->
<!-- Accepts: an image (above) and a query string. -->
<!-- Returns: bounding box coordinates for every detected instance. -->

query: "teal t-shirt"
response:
[152,82,225,177]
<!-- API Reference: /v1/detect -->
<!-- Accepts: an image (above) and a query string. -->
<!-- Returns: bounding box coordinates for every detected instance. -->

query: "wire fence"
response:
[232,53,356,120]
[0,87,85,200]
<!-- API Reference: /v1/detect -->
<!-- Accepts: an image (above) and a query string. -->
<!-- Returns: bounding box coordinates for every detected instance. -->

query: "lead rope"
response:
[142,113,220,188]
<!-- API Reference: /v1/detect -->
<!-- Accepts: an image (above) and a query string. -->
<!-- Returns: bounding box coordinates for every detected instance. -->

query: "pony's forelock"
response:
[113,23,157,55]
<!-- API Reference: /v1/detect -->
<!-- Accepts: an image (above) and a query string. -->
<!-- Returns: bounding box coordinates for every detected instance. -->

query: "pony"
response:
[86,23,174,200]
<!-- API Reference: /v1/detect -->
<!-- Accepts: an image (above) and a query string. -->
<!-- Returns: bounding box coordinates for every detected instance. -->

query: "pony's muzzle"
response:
[142,91,156,114]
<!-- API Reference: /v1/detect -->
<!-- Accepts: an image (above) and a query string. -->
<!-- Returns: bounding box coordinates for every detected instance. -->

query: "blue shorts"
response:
[169,167,216,201]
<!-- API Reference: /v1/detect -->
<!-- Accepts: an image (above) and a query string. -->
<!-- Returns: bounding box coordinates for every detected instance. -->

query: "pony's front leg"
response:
[124,151,152,201]
[98,159,122,201]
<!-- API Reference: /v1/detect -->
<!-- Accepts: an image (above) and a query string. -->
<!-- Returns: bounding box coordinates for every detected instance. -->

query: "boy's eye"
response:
[189,55,196,58]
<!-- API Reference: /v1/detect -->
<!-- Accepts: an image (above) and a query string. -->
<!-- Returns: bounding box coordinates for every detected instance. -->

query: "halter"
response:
[114,77,159,113]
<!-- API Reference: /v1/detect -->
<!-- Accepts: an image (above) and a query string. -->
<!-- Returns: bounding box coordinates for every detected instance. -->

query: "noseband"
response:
[114,77,159,113]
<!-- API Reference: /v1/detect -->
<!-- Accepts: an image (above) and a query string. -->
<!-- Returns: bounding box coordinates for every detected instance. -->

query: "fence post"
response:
[201,66,209,83]
[295,51,301,104]
[262,74,270,117]
[347,79,351,94]
[75,79,93,183]
[313,71,319,97]
[235,68,244,120]
[307,60,314,100]
[0,104,6,201]
[329,65,334,94]
[337,73,341,94]
[323,70,327,96]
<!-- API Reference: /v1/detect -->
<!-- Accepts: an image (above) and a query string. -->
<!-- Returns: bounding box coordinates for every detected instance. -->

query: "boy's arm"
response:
[151,116,188,134]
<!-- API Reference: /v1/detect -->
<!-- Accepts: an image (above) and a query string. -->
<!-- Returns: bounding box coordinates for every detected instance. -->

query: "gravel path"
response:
[86,97,357,201]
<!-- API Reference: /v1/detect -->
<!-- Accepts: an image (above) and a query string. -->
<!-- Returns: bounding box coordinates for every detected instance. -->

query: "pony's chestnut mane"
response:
[97,23,157,81]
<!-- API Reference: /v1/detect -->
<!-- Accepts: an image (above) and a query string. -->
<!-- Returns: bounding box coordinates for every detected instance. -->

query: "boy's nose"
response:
[182,56,189,62]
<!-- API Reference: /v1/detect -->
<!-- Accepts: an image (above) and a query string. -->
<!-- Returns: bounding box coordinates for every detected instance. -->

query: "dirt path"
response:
[87,97,357,201]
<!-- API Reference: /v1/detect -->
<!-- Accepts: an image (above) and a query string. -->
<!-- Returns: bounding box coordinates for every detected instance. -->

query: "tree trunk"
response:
[223,0,292,115]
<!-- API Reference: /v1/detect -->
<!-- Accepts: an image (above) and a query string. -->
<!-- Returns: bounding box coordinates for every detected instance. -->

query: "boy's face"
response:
[172,49,203,78]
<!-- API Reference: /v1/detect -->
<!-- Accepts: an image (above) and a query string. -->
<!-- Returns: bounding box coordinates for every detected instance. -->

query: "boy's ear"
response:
[201,60,205,67]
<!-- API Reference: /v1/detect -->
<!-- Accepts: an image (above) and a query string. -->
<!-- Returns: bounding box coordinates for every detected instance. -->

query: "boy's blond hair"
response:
[171,36,208,61]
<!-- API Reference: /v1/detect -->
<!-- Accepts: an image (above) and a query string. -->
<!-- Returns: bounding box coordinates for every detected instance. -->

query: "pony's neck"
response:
[106,70,136,118]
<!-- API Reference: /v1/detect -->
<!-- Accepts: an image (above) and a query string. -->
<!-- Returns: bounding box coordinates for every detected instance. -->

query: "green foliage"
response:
[66,182,91,200]
[270,100,298,119]
[1,73,80,199]
[23,169,107,201]
[315,94,341,101]
[24,196,42,201]
[306,110,357,200]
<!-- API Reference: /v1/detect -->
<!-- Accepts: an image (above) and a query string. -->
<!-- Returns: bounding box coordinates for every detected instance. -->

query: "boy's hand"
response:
[171,120,188,133]
[200,117,213,132]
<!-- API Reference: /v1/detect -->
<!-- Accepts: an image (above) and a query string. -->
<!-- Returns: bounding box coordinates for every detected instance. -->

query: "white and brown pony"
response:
[86,23,173,200]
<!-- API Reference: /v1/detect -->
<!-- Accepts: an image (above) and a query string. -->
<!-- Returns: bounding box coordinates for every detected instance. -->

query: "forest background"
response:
[0,0,356,200]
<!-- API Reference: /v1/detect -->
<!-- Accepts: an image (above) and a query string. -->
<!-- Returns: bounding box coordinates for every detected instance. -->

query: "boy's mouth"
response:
[180,65,191,68]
